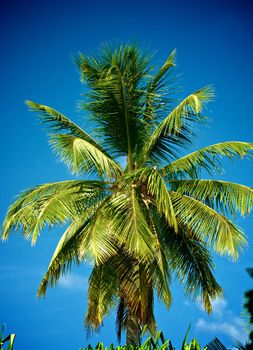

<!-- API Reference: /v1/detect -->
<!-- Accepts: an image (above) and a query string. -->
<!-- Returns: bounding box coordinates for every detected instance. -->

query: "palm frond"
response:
[37,218,88,297]
[50,134,121,179]
[206,337,227,350]
[37,196,110,297]
[26,101,122,179]
[26,100,96,141]
[139,167,178,231]
[143,86,214,165]
[164,141,253,179]
[85,261,119,332]
[106,189,157,261]
[141,49,176,124]
[116,296,128,343]
[113,252,156,331]
[146,206,172,309]
[165,224,223,312]
[153,49,176,86]
[170,179,253,218]
[78,208,118,264]
[170,191,247,260]
[2,180,106,244]
[77,44,151,164]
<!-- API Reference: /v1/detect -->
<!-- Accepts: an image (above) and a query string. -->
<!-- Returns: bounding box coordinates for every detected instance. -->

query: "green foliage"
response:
[2,43,253,344]
[79,327,204,350]
[243,269,253,349]
[0,324,15,350]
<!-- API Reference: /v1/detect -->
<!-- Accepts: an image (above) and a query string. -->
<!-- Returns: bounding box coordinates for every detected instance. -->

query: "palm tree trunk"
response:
[126,314,141,347]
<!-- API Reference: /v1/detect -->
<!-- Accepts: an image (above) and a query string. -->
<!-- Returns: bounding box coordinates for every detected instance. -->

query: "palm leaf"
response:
[206,337,227,350]
[139,167,178,231]
[78,209,118,264]
[164,141,253,178]
[85,261,119,332]
[2,180,106,244]
[37,196,109,297]
[141,49,176,124]
[170,191,247,259]
[147,206,172,309]
[37,218,88,297]
[50,134,121,178]
[144,86,214,164]
[153,49,176,86]
[165,224,223,312]
[26,100,97,142]
[77,45,151,165]
[169,179,253,217]
[113,252,156,330]
[106,189,157,261]
[26,101,122,178]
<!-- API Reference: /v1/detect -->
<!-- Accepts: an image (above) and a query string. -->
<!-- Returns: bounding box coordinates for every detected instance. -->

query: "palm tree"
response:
[2,44,253,346]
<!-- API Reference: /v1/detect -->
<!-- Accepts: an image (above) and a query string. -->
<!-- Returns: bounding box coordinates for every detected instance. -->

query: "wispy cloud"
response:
[196,317,245,340]
[195,297,247,342]
[59,273,88,292]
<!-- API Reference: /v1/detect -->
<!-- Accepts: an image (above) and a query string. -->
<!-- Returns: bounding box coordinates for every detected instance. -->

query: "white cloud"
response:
[211,298,228,318]
[195,298,247,342]
[59,273,88,291]
[196,318,246,341]
[195,297,228,316]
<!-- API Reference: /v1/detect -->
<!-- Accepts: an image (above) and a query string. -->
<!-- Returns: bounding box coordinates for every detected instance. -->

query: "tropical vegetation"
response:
[0,324,15,350]
[2,43,253,345]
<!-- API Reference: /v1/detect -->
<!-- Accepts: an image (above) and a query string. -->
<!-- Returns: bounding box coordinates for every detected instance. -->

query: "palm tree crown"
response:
[2,44,253,345]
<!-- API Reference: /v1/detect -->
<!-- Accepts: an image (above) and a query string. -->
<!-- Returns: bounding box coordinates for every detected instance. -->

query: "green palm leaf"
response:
[170,191,246,259]
[153,49,176,86]
[50,134,121,178]
[37,218,88,297]
[106,189,157,261]
[164,141,253,178]
[26,101,122,178]
[113,252,156,330]
[142,49,176,124]
[165,225,223,312]
[170,179,253,217]
[78,212,118,264]
[85,261,119,332]
[2,180,106,244]
[26,101,97,142]
[77,44,151,167]
[143,86,214,165]
[147,206,172,309]
[139,167,178,231]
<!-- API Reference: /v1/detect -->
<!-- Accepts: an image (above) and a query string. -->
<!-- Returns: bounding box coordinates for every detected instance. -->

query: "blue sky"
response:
[1,0,253,349]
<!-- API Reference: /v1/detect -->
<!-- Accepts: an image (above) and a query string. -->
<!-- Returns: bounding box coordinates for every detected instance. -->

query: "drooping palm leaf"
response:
[37,218,88,297]
[2,180,107,244]
[26,101,122,178]
[105,189,157,261]
[85,260,119,332]
[164,141,253,179]
[146,206,172,309]
[166,225,223,312]
[78,211,118,264]
[50,134,122,178]
[170,191,246,259]
[169,179,253,218]
[138,167,178,231]
[112,251,156,331]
